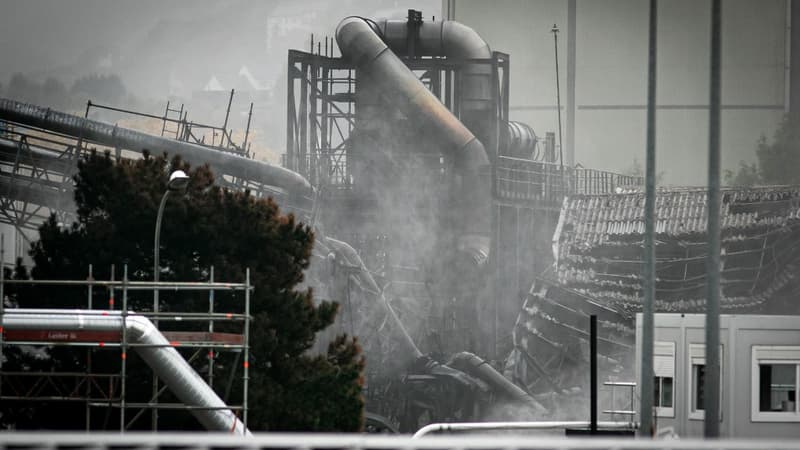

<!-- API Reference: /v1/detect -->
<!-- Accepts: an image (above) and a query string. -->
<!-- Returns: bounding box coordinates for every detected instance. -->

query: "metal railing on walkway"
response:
[2,432,800,450]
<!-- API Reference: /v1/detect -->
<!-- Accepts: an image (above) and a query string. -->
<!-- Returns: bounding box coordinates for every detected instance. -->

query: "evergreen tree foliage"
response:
[756,114,800,185]
[5,151,364,431]
[727,114,800,186]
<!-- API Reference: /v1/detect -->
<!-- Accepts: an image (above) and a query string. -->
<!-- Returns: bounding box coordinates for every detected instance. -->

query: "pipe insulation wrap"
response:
[1,309,250,435]
[0,98,314,204]
[336,16,491,262]
[448,351,547,414]
[335,17,489,170]
[374,19,494,147]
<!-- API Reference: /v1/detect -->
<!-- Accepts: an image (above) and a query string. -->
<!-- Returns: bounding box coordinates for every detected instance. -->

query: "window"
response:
[653,341,675,417]
[688,343,723,420]
[751,346,800,422]
[692,363,705,411]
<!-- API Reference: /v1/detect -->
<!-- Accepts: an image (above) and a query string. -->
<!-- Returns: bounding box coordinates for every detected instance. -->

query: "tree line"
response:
[1,73,130,112]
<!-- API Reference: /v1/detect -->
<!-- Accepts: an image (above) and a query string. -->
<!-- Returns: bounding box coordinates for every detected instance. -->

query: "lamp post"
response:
[154,169,190,295]
[152,169,189,430]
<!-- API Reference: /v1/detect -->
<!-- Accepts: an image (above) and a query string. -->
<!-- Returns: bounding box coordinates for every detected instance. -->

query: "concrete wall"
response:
[448,0,788,186]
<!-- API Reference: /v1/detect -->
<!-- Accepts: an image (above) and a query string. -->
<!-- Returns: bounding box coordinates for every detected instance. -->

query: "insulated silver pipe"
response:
[448,351,547,414]
[336,16,491,258]
[1,309,250,435]
[413,420,637,438]
[335,17,489,171]
[374,18,495,156]
[0,98,314,206]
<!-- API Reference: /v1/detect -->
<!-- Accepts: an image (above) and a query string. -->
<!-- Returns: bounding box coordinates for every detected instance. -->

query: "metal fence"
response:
[495,156,644,207]
[2,433,800,450]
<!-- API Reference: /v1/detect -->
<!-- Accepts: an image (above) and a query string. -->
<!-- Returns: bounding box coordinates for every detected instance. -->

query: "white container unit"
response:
[635,313,800,438]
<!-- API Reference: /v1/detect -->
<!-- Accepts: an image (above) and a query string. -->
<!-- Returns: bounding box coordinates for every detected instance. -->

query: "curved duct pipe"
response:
[373,18,495,158]
[322,237,497,394]
[322,237,422,360]
[336,17,491,260]
[448,351,547,414]
[0,98,314,208]
[336,18,489,172]
[1,309,250,435]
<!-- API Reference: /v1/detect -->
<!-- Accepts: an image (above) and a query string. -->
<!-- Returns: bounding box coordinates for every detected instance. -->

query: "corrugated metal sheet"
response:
[551,186,800,311]
[559,187,800,247]
[507,186,800,397]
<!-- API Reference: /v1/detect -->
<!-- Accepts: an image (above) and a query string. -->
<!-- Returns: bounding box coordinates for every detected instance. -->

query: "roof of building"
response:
[557,186,800,248]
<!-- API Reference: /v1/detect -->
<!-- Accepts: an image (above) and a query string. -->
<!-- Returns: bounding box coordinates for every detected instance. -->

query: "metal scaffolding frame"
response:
[286,49,511,194]
[0,265,252,432]
[85,91,254,158]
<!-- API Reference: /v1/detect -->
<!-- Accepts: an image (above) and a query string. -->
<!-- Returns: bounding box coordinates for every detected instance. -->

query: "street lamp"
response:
[152,169,189,430]
[154,169,190,291]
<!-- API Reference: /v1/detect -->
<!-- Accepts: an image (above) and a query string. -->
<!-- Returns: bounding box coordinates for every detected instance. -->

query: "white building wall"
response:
[636,313,800,439]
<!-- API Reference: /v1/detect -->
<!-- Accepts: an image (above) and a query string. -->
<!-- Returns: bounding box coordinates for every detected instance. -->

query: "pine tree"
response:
[9,151,364,431]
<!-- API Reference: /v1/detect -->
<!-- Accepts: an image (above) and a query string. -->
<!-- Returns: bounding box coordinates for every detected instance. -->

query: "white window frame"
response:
[688,343,723,421]
[751,345,800,422]
[653,341,675,417]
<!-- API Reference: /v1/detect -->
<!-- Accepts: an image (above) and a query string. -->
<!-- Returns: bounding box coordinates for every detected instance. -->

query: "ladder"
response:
[160,101,185,139]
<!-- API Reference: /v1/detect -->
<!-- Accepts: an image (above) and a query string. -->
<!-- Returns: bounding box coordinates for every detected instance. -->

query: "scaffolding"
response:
[0,263,252,432]
[85,90,254,158]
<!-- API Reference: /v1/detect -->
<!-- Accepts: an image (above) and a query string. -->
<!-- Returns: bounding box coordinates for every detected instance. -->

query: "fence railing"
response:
[495,156,644,206]
[2,432,800,450]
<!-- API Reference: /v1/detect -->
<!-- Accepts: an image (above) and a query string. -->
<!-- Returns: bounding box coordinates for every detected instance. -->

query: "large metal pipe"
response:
[336,16,491,260]
[503,121,538,159]
[374,17,495,156]
[0,98,314,206]
[413,420,636,438]
[448,351,547,414]
[336,17,489,171]
[322,237,423,360]
[1,309,250,435]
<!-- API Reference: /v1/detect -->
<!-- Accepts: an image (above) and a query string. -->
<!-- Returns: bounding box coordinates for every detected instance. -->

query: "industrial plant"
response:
[1,0,799,443]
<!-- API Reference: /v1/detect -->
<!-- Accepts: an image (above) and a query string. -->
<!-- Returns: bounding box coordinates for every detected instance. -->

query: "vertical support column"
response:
[705,0,723,438]
[287,56,296,171]
[243,269,251,428]
[0,235,4,403]
[640,0,658,438]
[551,24,564,170]
[310,59,319,186]
[221,89,234,149]
[86,264,93,430]
[121,265,129,432]
[785,0,792,114]
[490,53,500,162]
[299,62,309,179]
[346,68,354,186]
[566,0,576,167]
[208,266,215,387]
[243,103,253,156]
[490,202,499,360]
[590,314,597,434]
[321,65,330,184]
